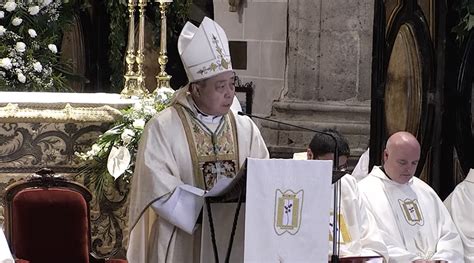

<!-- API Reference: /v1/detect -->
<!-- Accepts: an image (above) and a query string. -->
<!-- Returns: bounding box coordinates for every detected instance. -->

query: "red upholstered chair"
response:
[4,168,127,263]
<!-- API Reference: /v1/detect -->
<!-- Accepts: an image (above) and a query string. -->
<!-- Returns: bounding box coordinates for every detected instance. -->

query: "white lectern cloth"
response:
[245,158,332,262]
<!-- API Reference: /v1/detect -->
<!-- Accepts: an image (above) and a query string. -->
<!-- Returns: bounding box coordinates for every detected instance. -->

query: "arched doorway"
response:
[370,0,444,189]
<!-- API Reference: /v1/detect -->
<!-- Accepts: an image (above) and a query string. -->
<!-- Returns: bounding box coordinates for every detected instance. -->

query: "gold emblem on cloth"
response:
[274,189,304,235]
[398,198,424,226]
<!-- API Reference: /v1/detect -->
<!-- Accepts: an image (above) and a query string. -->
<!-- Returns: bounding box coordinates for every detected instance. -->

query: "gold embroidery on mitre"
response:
[274,189,304,236]
[196,34,231,76]
[398,198,424,226]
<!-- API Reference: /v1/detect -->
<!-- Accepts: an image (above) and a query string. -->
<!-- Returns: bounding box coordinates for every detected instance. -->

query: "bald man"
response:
[358,132,463,263]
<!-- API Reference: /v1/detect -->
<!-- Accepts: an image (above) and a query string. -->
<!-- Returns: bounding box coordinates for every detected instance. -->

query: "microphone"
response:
[238,111,344,263]
[237,111,341,173]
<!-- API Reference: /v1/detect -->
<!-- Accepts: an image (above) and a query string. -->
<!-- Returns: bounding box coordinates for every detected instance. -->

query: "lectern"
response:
[201,158,333,263]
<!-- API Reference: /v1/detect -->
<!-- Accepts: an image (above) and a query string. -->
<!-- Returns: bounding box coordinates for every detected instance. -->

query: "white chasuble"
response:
[445,168,474,263]
[359,166,464,263]
[127,88,269,263]
[174,104,239,190]
[244,158,332,262]
[329,175,388,261]
[0,229,13,263]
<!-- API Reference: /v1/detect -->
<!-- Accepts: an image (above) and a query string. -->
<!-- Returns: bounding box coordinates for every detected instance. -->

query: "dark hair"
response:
[308,129,350,158]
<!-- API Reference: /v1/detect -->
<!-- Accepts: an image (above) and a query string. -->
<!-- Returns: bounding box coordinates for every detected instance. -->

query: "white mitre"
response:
[178,17,233,82]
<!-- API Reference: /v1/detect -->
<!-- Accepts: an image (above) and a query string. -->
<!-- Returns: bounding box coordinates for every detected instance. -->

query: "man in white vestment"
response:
[359,131,463,263]
[351,147,370,181]
[126,17,269,263]
[306,130,388,261]
[444,168,474,262]
[0,228,14,263]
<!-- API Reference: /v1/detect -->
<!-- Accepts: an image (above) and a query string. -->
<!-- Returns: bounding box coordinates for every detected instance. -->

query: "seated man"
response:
[306,129,388,260]
[444,168,474,262]
[0,228,14,263]
[358,131,463,262]
[351,147,370,181]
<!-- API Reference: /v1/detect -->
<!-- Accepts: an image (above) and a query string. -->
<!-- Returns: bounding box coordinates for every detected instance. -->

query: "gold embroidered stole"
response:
[383,181,425,255]
[329,212,352,244]
[175,105,240,190]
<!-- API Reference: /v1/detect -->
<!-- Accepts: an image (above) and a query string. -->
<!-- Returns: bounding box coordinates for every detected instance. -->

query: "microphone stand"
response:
[237,112,341,263]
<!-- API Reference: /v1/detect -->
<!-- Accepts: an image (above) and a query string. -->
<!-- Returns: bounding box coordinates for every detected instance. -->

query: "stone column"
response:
[214,0,375,165]
[286,0,373,101]
[265,0,375,164]
[213,0,287,116]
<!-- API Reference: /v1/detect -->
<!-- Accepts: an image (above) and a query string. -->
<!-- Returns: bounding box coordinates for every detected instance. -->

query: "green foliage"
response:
[76,88,175,197]
[453,0,474,43]
[105,0,192,92]
[105,0,128,92]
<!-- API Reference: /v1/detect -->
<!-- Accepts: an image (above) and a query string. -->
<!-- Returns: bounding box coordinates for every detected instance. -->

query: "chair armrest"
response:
[15,259,30,263]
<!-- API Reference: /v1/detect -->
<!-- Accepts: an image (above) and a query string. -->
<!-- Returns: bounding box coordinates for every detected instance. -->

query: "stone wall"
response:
[214,0,375,163]
[213,0,287,115]
[287,0,374,101]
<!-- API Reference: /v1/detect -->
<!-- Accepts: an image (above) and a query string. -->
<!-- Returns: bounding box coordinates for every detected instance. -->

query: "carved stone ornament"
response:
[228,0,241,12]
[0,103,122,123]
[0,92,135,258]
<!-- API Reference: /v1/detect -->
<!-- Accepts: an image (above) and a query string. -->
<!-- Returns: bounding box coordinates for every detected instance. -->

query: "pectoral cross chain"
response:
[212,162,226,178]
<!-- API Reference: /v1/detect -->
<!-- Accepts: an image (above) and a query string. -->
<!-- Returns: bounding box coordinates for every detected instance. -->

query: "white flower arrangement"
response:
[76,89,175,193]
[0,0,68,91]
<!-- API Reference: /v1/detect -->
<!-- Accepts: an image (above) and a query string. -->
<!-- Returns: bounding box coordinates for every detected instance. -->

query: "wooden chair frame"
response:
[3,168,93,261]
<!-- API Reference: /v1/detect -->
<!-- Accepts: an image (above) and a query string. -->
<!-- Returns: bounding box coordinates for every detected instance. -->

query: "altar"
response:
[0,92,135,258]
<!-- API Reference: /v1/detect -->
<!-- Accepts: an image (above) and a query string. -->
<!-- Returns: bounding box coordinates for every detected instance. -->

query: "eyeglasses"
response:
[313,156,347,171]
[337,163,348,171]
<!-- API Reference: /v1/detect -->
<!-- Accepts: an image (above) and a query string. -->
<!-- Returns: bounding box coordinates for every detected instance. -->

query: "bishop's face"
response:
[191,71,235,116]
[383,143,420,184]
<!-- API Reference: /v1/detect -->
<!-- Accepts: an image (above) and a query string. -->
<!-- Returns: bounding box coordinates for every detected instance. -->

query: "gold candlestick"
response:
[121,0,148,98]
[125,0,136,76]
[154,0,172,95]
[135,0,147,94]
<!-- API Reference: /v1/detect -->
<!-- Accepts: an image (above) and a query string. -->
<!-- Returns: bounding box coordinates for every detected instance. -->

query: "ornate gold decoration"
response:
[0,120,128,257]
[122,0,173,98]
[274,189,304,236]
[121,0,148,98]
[384,24,422,136]
[153,0,172,96]
[228,0,241,12]
[196,34,231,76]
[75,172,130,258]
[0,103,122,123]
[398,198,424,226]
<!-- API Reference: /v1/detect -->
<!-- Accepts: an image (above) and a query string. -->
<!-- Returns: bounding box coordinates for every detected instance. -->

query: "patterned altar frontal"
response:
[0,92,134,258]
